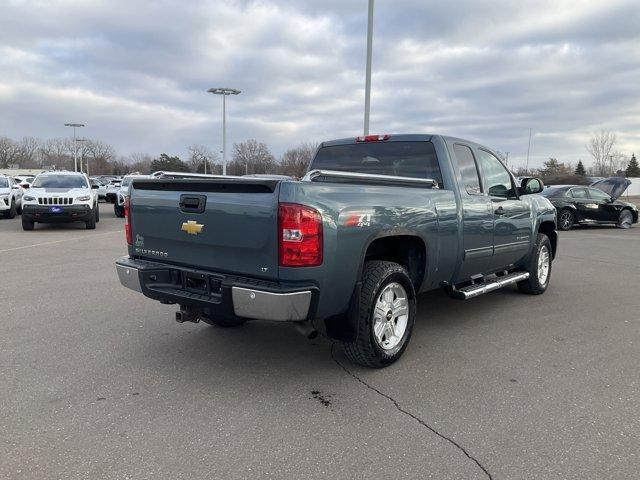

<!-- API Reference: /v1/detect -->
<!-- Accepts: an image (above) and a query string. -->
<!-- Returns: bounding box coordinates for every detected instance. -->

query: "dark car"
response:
[541,177,638,230]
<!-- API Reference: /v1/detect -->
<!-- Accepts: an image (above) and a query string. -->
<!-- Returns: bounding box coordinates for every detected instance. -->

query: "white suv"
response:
[21,171,100,230]
[114,175,147,217]
[0,175,23,219]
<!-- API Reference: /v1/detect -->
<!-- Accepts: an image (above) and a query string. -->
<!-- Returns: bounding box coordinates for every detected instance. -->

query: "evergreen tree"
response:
[574,160,586,176]
[625,153,640,177]
[150,153,190,173]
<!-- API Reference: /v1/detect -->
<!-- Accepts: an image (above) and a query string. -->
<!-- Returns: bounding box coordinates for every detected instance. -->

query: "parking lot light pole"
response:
[65,123,85,172]
[76,139,88,174]
[207,88,241,176]
[363,0,374,135]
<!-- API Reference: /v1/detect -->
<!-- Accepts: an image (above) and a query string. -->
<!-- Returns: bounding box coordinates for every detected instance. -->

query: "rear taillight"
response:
[124,197,132,245]
[278,203,323,267]
[356,134,390,143]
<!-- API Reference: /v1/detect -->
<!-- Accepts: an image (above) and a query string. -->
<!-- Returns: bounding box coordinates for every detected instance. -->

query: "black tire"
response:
[95,202,100,223]
[114,204,125,218]
[86,208,97,229]
[4,200,17,219]
[517,233,552,295]
[617,209,633,229]
[343,261,416,368]
[22,216,34,230]
[558,209,574,231]
[16,203,22,215]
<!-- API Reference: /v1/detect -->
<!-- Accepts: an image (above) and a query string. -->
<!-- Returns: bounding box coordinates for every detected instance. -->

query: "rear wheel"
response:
[22,216,34,230]
[344,261,416,368]
[558,209,574,231]
[618,209,633,229]
[518,233,552,295]
[95,202,100,222]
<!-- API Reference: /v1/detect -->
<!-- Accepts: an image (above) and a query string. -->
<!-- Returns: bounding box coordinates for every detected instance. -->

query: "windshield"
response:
[121,177,133,187]
[310,141,444,187]
[0,178,9,188]
[32,175,88,189]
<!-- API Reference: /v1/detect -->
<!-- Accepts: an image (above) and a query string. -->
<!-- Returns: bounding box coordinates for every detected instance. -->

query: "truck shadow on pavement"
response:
[131,286,527,379]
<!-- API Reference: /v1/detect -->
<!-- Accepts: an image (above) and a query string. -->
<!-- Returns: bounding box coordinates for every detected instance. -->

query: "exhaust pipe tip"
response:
[293,321,318,340]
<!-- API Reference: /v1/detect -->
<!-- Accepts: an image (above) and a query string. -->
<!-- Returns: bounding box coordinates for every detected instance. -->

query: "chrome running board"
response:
[452,272,530,300]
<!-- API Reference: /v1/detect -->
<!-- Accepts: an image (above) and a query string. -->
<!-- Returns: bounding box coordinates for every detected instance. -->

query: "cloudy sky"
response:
[0,0,638,168]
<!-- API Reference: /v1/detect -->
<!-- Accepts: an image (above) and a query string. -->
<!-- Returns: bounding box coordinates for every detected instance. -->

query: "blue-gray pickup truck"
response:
[116,134,557,367]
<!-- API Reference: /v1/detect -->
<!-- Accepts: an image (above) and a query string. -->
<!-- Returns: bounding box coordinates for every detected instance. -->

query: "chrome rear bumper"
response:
[115,261,312,322]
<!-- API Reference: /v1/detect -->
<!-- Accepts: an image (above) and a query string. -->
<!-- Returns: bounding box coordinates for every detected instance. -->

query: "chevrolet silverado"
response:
[116,134,557,367]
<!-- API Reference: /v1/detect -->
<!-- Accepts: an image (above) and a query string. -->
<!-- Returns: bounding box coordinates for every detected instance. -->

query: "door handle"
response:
[494,206,506,216]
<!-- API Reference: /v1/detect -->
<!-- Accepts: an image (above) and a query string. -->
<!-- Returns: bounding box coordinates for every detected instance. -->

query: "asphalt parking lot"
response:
[1,204,638,480]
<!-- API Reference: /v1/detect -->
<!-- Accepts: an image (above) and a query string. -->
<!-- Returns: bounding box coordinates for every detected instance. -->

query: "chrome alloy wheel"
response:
[372,282,409,350]
[560,210,573,230]
[538,245,550,286]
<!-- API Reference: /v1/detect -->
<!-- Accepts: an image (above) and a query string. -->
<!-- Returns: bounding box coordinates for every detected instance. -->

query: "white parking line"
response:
[0,230,121,253]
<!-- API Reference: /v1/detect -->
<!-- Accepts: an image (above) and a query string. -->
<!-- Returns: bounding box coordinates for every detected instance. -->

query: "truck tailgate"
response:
[129,178,280,280]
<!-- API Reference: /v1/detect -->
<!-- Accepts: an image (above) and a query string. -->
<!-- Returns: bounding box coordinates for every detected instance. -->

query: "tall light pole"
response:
[208,88,241,175]
[363,0,375,135]
[65,123,85,172]
[525,128,532,172]
[76,139,88,174]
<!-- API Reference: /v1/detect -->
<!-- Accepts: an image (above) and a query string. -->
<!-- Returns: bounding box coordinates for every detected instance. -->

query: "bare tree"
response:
[187,144,219,173]
[279,143,318,178]
[586,130,617,176]
[83,140,115,175]
[0,137,19,168]
[230,139,276,175]
[39,138,72,170]
[127,152,154,174]
[14,137,42,168]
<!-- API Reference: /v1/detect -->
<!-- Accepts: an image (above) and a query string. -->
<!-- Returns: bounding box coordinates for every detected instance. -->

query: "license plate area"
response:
[182,272,223,296]
[49,206,62,213]
[184,272,208,294]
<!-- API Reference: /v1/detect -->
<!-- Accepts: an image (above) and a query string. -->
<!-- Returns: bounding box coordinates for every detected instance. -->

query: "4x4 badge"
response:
[181,220,204,235]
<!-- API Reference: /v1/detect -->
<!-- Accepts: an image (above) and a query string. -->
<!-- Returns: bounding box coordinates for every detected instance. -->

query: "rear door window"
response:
[587,188,611,201]
[452,144,482,195]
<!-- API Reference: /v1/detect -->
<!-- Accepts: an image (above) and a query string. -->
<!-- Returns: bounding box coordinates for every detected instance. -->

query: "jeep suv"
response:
[21,171,100,230]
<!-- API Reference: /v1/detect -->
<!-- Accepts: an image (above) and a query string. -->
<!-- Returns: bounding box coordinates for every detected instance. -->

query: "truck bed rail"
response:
[303,169,438,189]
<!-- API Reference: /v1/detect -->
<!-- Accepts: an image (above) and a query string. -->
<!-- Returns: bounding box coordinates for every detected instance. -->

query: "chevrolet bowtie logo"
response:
[181,220,204,235]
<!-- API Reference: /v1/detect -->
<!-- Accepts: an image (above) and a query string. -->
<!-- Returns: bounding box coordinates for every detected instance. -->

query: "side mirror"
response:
[520,177,544,195]
[22,184,30,189]
[91,184,99,189]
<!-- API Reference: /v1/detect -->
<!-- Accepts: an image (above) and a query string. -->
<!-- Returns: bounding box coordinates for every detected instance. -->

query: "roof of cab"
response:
[321,134,434,148]
[320,134,495,152]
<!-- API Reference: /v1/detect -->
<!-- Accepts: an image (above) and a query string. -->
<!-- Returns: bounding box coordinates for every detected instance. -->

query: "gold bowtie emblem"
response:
[181,220,204,235]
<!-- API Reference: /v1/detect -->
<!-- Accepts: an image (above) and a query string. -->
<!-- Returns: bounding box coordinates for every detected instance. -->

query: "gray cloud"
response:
[0,0,638,168]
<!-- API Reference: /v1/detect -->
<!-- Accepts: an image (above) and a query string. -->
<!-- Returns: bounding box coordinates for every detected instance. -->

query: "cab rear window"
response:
[310,141,443,188]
